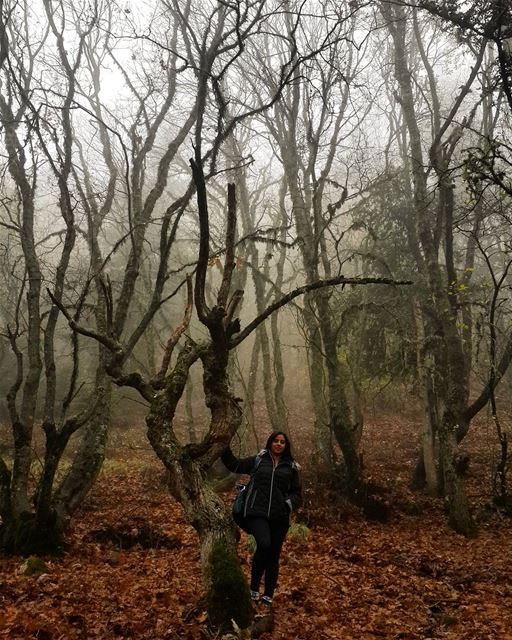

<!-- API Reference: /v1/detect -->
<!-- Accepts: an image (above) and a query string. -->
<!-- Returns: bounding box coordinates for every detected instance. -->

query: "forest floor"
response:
[1,412,512,639]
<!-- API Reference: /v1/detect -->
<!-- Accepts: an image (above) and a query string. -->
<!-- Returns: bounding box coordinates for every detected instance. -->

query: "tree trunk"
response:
[438,411,476,536]
[0,461,11,524]
[258,322,279,430]
[270,191,289,432]
[302,299,332,467]
[177,466,252,630]
[52,372,111,526]
[421,381,439,495]
[251,260,279,430]
[271,310,288,431]
[245,333,261,450]
[314,289,361,494]
[185,374,197,443]
[146,341,253,630]
[412,300,438,494]
[382,0,475,535]
[436,325,476,536]
[0,510,63,555]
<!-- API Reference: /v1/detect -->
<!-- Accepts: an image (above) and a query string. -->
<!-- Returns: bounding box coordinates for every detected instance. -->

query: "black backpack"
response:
[231,453,262,531]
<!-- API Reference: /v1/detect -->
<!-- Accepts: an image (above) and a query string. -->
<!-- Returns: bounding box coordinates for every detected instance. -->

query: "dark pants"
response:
[245,517,289,598]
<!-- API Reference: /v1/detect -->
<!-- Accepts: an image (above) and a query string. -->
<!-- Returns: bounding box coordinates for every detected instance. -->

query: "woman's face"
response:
[270,434,287,457]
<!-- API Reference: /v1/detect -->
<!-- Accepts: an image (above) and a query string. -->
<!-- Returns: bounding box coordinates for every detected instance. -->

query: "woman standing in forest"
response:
[221,432,302,608]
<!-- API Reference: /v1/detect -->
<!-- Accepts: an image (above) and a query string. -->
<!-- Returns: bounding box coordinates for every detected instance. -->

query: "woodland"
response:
[1,0,512,638]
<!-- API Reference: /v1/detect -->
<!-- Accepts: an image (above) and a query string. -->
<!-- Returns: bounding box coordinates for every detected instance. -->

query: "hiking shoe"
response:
[250,590,260,602]
[261,595,273,607]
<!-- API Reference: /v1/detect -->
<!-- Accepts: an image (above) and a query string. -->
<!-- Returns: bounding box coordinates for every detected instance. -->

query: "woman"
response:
[221,432,302,608]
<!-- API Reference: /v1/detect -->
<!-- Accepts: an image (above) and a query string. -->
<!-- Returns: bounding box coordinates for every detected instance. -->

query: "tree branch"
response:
[46,287,122,354]
[217,182,236,308]
[156,275,193,382]
[190,157,211,324]
[230,276,413,347]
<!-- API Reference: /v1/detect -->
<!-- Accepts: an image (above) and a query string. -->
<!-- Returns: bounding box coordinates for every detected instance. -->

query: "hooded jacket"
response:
[221,447,302,523]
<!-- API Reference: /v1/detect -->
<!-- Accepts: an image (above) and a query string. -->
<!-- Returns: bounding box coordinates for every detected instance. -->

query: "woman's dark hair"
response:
[265,431,293,459]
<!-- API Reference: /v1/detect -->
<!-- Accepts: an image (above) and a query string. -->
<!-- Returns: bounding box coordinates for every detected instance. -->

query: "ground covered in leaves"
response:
[1,414,512,639]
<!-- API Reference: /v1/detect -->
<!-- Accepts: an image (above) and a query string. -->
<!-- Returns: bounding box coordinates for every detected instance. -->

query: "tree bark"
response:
[302,301,332,466]
[53,372,112,526]
[314,289,361,494]
[145,340,253,630]
[413,299,438,494]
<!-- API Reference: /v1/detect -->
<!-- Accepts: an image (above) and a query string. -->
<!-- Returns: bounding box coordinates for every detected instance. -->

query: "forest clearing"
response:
[1,411,511,640]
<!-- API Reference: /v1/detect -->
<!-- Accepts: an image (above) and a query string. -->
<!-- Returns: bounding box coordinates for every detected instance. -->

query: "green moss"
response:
[207,540,252,630]
[21,556,48,576]
[288,522,310,543]
[245,535,256,553]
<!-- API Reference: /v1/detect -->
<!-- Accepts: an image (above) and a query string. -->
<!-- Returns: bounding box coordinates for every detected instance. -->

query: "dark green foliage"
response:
[206,539,252,630]
[0,511,64,556]
[288,522,310,542]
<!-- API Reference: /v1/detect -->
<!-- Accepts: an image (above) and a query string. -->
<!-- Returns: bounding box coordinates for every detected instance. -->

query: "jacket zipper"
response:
[267,457,278,517]
[244,483,253,518]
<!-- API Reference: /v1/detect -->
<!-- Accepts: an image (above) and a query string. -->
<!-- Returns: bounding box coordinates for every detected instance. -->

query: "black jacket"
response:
[222,447,302,522]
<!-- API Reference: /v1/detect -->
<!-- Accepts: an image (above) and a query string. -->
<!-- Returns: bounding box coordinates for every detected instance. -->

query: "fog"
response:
[1,0,512,542]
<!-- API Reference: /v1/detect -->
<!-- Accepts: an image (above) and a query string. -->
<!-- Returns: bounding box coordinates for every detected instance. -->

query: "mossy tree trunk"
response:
[144,329,253,630]
[127,173,256,629]
[52,374,112,526]
[147,393,252,630]
[303,302,332,466]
